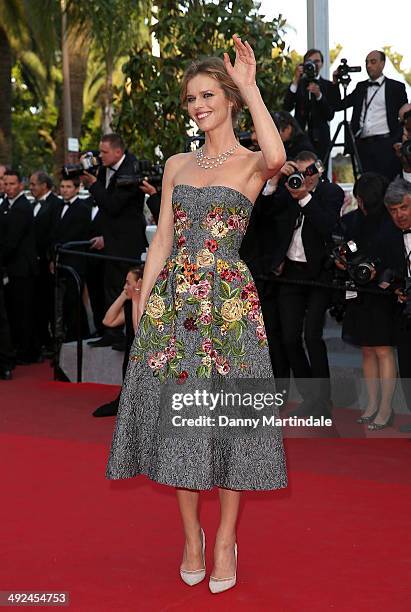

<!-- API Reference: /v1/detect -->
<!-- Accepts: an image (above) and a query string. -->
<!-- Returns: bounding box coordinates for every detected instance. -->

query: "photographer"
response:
[333,50,408,180]
[339,173,397,430]
[264,150,344,418]
[272,111,316,160]
[82,133,147,348]
[284,49,341,162]
[384,178,411,433]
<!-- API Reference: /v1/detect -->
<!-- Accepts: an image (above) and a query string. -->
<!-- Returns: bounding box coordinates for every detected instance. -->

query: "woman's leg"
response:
[373,345,397,424]
[361,347,379,417]
[211,488,241,579]
[176,488,203,571]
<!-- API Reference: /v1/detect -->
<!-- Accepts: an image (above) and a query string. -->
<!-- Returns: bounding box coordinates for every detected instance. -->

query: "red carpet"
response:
[1,364,411,611]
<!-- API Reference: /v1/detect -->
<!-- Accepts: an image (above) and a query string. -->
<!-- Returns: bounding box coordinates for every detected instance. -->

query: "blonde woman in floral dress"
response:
[106,35,288,594]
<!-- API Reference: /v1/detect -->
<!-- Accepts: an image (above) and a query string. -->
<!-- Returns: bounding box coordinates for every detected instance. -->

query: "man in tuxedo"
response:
[333,50,408,180]
[50,176,91,343]
[0,170,38,363]
[0,182,14,379]
[383,177,411,432]
[284,49,341,163]
[262,151,344,418]
[83,133,147,347]
[0,164,7,204]
[29,171,62,355]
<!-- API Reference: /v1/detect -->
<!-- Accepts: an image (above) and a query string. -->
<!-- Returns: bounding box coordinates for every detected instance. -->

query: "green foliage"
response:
[383,45,411,86]
[11,64,57,176]
[116,0,292,161]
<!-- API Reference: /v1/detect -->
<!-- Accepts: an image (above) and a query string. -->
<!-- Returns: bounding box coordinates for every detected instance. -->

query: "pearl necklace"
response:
[196,142,240,169]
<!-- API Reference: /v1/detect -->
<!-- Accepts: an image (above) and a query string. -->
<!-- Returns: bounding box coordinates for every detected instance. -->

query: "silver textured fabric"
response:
[106,185,288,490]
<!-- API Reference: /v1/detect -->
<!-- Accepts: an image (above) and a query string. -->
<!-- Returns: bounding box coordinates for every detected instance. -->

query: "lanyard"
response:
[360,78,385,130]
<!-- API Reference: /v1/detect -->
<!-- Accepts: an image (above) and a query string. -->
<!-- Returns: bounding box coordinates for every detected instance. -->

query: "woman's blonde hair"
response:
[180,57,243,122]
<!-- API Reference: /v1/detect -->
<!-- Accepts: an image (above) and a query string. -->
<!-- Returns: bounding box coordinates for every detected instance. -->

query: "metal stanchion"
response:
[53,242,142,383]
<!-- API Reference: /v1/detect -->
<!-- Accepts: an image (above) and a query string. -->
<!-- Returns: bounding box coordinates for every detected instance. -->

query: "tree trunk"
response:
[54,25,91,174]
[0,26,12,164]
[101,55,114,135]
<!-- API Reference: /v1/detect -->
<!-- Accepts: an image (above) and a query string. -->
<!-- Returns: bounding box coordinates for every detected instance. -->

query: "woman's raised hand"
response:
[223,34,256,90]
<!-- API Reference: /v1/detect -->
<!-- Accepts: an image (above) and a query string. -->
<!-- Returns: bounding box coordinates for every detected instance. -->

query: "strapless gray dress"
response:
[105,185,287,490]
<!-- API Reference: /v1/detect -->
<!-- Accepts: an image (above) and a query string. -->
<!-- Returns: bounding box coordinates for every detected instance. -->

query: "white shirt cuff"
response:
[403,170,411,183]
[290,83,298,94]
[298,194,312,207]
[316,92,322,101]
[262,180,278,196]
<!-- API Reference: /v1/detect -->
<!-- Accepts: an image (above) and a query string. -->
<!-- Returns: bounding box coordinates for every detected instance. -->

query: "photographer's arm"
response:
[88,178,142,218]
[135,157,176,325]
[300,183,344,236]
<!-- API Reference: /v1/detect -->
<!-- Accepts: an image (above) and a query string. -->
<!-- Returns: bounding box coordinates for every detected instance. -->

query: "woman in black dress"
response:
[340,173,397,430]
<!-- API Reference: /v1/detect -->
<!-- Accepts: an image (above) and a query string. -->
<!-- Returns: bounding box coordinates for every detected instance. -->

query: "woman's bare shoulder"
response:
[165,151,194,171]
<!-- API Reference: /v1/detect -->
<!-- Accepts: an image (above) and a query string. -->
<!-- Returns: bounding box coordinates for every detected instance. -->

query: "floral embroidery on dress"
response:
[130,199,267,381]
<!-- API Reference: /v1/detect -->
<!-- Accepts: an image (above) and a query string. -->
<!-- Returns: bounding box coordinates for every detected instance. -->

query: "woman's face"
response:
[186,74,232,132]
[123,273,139,298]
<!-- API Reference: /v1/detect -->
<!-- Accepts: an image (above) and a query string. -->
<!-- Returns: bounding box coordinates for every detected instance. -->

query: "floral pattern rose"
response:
[145,294,166,319]
[221,297,243,322]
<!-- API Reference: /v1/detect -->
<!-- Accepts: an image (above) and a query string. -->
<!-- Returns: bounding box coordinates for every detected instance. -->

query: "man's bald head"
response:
[366,50,385,80]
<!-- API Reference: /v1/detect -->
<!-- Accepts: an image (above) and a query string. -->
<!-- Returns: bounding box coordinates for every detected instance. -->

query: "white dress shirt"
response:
[61,195,78,218]
[286,193,313,262]
[33,191,51,217]
[91,204,99,221]
[360,75,389,138]
[105,154,125,188]
[403,170,411,184]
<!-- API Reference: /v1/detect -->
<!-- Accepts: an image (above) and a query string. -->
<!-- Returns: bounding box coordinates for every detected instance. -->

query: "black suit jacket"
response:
[0,194,38,277]
[49,197,91,275]
[284,77,341,157]
[89,152,147,260]
[33,192,62,261]
[240,180,344,280]
[334,77,408,139]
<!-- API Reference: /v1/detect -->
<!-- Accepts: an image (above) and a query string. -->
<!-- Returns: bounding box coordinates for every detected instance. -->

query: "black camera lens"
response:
[287,173,304,189]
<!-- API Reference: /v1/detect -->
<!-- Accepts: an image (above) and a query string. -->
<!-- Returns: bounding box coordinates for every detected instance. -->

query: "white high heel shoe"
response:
[179,527,206,586]
[209,542,237,594]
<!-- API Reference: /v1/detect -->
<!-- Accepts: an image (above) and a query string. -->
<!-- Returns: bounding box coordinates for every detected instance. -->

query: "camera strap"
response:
[357,78,385,137]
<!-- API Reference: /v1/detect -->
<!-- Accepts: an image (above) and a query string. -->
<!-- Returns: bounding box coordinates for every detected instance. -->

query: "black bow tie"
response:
[367,81,380,87]
[402,229,411,235]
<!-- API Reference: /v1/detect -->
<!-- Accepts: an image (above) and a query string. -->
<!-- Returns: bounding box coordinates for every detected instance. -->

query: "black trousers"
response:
[33,260,54,351]
[356,135,401,181]
[277,260,331,405]
[396,314,411,413]
[256,278,290,393]
[4,275,35,360]
[0,281,14,369]
[86,258,106,335]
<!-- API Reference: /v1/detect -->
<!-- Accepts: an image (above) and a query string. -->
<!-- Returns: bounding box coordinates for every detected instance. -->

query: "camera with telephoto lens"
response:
[302,60,317,82]
[286,159,324,189]
[62,152,101,179]
[329,237,380,285]
[335,58,361,84]
[115,160,164,189]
